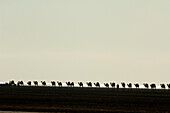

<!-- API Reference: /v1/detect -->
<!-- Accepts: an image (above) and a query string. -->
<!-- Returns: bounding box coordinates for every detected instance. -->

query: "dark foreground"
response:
[0,86,170,113]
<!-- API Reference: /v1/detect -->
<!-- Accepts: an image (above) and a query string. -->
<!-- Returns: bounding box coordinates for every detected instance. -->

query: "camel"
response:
[27,81,31,86]
[51,81,56,86]
[127,83,132,88]
[110,82,115,88]
[70,82,74,87]
[134,83,139,88]
[41,81,46,86]
[167,84,170,89]
[57,81,62,87]
[66,82,74,87]
[17,81,24,86]
[143,83,149,88]
[66,82,70,87]
[104,83,109,88]
[94,82,100,87]
[150,84,156,89]
[33,81,38,86]
[121,82,126,88]
[9,80,16,86]
[86,82,92,87]
[21,81,24,85]
[78,82,83,87]
[160,84,165,89]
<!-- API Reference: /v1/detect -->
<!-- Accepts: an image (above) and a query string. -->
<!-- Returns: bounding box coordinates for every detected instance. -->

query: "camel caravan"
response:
[1,80,170,89]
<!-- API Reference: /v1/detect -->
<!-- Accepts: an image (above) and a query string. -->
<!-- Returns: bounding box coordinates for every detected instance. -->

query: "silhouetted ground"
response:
[0,86,170,113]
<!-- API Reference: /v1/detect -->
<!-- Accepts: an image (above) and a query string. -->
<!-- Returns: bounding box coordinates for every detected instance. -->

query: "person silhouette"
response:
[117,84,119,89]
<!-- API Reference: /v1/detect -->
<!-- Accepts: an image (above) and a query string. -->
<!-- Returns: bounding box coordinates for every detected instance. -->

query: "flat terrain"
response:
[0,86,170,112]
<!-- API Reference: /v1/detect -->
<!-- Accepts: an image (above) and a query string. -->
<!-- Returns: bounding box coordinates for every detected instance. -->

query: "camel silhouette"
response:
[167,84,170,89]
[127,83,132,88]
[150,84,156,89]
[66,82,71,87]
[143,83,149,88]
[110,82,115,88]
[33,81,38,86]
[134,83,139,88]
[121,82,125,88]
[104,83,109,88]
[78,82,83,87]
[70,82,74,87]
[27,81,31,86]
[66,82,74,87]
[160,84,165,89]
[41,81,46,86]
[94,82,100,87]
[86,82,92,87]
[17,81,24,86]
[51,81,56,86]
[57,81,62,87]
[9,80,16,86]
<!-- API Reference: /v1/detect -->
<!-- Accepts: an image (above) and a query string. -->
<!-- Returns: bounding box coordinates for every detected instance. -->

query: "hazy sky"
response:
[0,0,170,84]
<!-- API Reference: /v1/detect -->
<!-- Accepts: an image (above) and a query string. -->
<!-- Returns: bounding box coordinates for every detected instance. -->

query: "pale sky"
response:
[0,0,170,85]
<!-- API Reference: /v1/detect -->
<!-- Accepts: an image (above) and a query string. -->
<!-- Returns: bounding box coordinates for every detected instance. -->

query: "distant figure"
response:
[134,83,139,88]
[167,84,170,89]
[41,81,46,86]
[104,83,109,88]
[86,82,92,87]
[121,82,125,88]
[127,83,132,88]
[66,82,71,87]
[33,81,38,86]
[17,81,24,86]
[78,82,83,87]
[9,80,16,86]
[27,81,31,86]
[70,82,74,87]
[160,84,165,89]
[110,82,115,88]
[66,82,74,87]
[51,81,56,86]
[21,81,24,85]
[150,84,156,89]
[117,84,119,89]
[57,81,62,87]
[94,82,100,88]
[143,83,149,88]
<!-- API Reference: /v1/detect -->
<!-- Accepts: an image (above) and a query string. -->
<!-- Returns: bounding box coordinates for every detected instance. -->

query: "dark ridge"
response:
[0,86,170,112]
